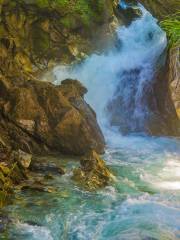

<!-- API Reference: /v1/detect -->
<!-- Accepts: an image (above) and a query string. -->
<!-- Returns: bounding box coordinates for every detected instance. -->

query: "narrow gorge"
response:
[0,0,179,239]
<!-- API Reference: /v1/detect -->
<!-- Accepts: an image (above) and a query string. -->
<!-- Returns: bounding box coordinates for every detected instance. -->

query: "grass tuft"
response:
[160,11,180,48]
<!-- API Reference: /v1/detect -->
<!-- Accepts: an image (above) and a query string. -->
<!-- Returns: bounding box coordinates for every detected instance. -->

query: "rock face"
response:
[73,150,113,190]
[0,0,119,75]
[107,67,177,135]
[0,78,105,155]
[138,0,180,134]
[168,46,180,123]
[151,60,180,135]
[139,0,180,20]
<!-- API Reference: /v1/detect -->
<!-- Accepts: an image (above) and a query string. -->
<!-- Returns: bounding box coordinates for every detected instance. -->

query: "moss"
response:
[36,0,49,8]
[54,0,94,28]
[0,0,4,5]
[31,25,50,55]
[60,15,78,29]
[23,0,106,27]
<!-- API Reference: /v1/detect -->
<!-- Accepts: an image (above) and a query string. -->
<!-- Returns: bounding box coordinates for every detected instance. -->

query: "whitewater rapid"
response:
[52,4,167,137]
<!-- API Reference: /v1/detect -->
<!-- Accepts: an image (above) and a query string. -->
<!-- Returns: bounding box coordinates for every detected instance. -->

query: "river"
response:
[1,2,180,240]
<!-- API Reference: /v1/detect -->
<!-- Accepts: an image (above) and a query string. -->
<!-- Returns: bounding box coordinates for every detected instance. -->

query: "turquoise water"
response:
[2,135,180,240]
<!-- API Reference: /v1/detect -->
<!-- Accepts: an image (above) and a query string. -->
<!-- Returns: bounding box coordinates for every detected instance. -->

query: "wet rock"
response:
[150,58,180,135]
[30,162,65,175]
[73,150,113,190]
[60,79,88,97]
[20,180,57,193]
[44,174,54,180]
[20,183,46,192]
[117,0,142,26]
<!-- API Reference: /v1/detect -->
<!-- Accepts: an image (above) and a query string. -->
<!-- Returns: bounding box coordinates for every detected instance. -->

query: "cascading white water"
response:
[52,4,167,137]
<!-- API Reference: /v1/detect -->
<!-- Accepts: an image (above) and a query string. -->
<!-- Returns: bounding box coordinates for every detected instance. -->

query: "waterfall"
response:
[53,4,167,139]
[4,4,180,240]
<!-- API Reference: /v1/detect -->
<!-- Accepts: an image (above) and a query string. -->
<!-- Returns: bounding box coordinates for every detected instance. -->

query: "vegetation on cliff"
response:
[0,0,117,75]
[25,0,112,27]
[160,11,180,47]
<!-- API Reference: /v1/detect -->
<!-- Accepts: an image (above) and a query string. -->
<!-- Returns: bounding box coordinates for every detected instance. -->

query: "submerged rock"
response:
[73,150,113,190]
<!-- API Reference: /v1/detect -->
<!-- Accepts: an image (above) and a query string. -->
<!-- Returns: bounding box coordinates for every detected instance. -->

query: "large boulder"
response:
[0,78,105,155]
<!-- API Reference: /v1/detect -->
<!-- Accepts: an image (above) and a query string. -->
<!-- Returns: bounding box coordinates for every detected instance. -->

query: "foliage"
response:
[19,0,106,28]
[160,11,180,47]
[0,163,17,208]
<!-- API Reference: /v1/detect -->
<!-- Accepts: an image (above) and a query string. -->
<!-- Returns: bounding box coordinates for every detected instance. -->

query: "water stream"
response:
[1,3,180,240]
